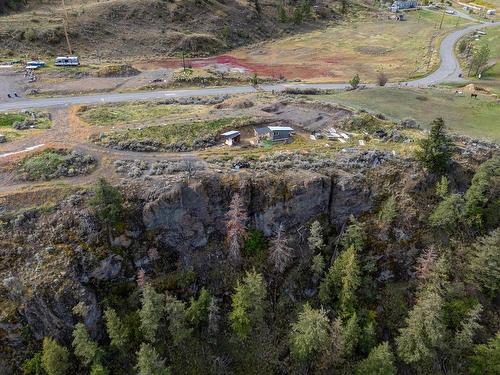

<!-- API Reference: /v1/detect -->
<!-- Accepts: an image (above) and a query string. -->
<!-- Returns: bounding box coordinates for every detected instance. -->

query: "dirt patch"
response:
[94,64,141,78]
[260,100,353,132]
[354,45,391,56]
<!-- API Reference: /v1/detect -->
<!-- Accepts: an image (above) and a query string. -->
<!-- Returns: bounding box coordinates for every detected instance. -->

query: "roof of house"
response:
[221,130,241,138]
[268,126,294,132]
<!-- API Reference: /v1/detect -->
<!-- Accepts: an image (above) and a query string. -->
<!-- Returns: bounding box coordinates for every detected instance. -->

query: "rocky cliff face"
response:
[0,148,491,369]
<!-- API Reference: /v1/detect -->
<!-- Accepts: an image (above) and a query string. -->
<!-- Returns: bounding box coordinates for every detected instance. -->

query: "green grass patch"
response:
[98,117,251,151]
[78,102,200,126]
[314,88,500,141]
[0,113,25,127]
[17,149,66,181]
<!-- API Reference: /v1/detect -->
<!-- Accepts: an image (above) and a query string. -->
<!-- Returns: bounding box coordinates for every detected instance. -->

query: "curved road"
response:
[0,22,498,113]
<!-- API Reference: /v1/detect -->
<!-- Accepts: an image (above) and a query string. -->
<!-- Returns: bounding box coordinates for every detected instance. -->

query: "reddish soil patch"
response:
[142,54,331,80]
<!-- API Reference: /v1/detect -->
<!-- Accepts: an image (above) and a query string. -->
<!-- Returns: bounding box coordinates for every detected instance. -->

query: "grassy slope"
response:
[231,9,471,82]
[315,88,500,141]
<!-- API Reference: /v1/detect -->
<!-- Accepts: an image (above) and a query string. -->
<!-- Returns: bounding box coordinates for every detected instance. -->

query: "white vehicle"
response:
[55,56,80,66]
[26,60,45,68]
[445,9,456,14]
[486,9,495,15]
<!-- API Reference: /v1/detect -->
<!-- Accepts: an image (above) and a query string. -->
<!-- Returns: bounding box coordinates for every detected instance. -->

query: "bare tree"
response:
[415,247,437,281]
[269,223,294,273]
[225,193,248,265]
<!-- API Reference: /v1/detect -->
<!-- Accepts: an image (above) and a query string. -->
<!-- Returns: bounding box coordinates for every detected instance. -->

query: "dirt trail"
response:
[0,106,200,194]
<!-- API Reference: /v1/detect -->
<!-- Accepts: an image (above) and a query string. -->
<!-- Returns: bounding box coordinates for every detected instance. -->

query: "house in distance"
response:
[254,126,294,144]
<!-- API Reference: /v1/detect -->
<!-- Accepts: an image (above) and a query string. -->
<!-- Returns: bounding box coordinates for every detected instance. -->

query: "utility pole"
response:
[182,50,186,72]
[439,8,445,30]
[61,0,73,55]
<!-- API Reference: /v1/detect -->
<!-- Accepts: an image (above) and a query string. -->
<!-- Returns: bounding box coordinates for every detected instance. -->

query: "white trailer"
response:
[55,56,80,66]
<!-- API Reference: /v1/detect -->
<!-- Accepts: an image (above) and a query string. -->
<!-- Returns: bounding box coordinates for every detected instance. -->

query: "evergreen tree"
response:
[225,193,248,265]
[341,215,366,252]
[41,337,70,375]
[269,223,293,273]
[308,220,325,252]
[277,0,287,22]
[186,288,212,326]
[104,307,129,350]
[90,363,110,375]
[350,73,360,89]
[396,289,445,367]
[429,193,464,230]
[467,229,500,297]
[415,118,454,174]
[139,284,166,343]
[319,245,360,317]
[378,195,397,225]
[72,323,102,367]
[464,155,500,229]
[165,293,192,346]
[88,178,124,229]
[22,351,44,375]
[355,342,396,375]
[449,303,482,371]
[136,343,171,375]
[311,253,326,278]
[289,303,330,361]
[468,332,500,375]
[435,175,449,199]
[342,312,360,357]
[229,270,266,339]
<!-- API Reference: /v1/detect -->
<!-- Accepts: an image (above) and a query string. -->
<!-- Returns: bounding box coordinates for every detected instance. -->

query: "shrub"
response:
[468,332,500,375]
[24,28,37,41]
[350,73,360,89]
[377,72,388,86]
[88,178,124,230]
[18,150,65,181]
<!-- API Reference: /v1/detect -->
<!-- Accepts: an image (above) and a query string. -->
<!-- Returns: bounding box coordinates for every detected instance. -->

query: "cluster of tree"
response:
[0,0,26,14]
[21,146,499,374]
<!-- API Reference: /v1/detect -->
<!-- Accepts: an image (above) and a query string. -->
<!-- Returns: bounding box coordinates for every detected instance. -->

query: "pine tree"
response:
[207,297,220,336]
[319,245,360,317]
[41,337,70,375]
[467,229,500,297]
[229,270,266,339]
[463,155,500,229]
[342,312,360,357]
[88,178,124,229]
[139,284,166,343]
[90,363,110,375]
[355,342,396,375]
[308,220,325,252]
[186,288,212,326]
[104,308,129,350]
[136,343,171,375]
[378,195,397,226]
[429,193,464,230]
[269,223,293,273]
[415,118,454,174]
[72,323,102,367]
[225,193,248,265]
[165,293,192,346]
[468,331,500,375]
[289,303,330,361]
[341,215,366,252]
[396,289,445,367]
[311,253,326,278]
[435,175,449,199]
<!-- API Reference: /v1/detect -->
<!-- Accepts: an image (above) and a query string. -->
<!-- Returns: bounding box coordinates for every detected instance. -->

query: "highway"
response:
[0,21,498,112]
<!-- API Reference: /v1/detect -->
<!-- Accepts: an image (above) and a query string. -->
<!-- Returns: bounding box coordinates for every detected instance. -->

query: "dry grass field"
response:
[229,10,471,82]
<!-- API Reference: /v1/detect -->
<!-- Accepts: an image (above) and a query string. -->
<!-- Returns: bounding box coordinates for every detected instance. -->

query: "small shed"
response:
[254,126,294,143]
[221,130,241,146]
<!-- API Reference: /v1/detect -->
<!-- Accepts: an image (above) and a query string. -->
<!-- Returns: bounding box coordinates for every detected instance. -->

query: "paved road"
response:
[0,22,498,113]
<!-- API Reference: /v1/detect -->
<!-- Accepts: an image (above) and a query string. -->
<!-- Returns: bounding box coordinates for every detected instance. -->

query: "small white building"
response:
[221,130,241,146]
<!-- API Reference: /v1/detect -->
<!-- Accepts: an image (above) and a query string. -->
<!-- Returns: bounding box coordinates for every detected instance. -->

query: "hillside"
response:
[0,0,344,59]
